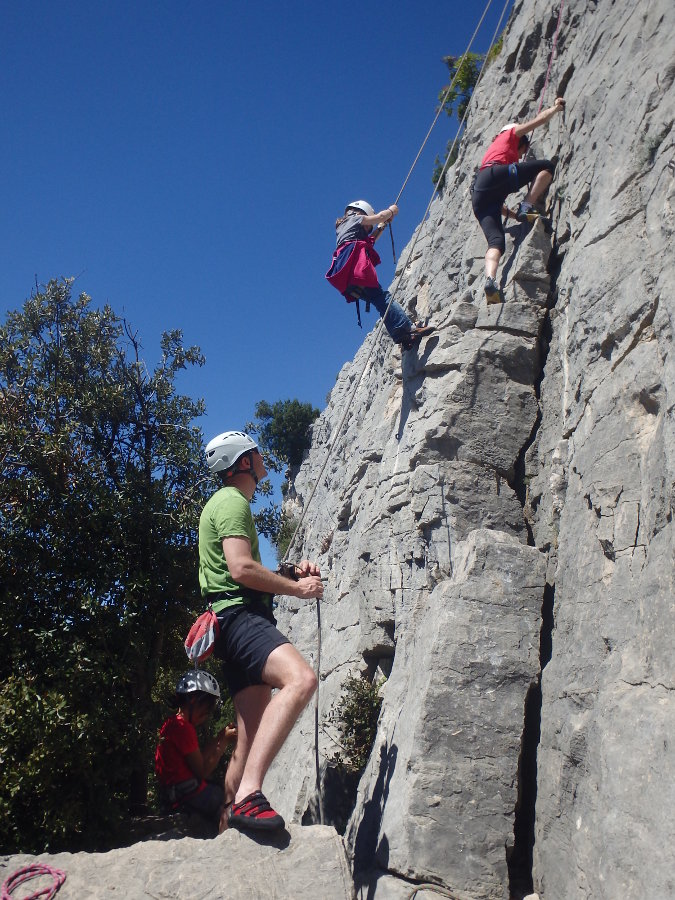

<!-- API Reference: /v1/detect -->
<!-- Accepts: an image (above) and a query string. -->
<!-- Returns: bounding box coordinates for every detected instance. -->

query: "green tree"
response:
[246,399,319,547]
[328,676,384,773]
[0,279,209,852]
[432,52,484,185]
[248,399,320,472]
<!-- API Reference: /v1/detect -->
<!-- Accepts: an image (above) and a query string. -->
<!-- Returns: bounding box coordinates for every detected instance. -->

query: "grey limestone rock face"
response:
[520,0,675,897]
[266,0,675,898]
[0,825,354,900]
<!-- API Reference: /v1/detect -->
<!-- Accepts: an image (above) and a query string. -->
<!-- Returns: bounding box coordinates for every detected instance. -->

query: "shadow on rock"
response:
[352,741,398,894]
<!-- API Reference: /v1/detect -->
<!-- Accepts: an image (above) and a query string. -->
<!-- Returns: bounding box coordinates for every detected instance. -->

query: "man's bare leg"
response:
[233,643,317,803]
[225,684,271,806]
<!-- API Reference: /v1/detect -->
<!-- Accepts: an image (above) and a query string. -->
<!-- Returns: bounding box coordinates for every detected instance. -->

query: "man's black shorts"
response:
[214,600,289,698]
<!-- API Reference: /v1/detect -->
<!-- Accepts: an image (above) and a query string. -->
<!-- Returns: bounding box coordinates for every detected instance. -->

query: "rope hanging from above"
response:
[294,0,514,828]
[394,0,497,207]
[283,0,512,565]
[536,0,565,114]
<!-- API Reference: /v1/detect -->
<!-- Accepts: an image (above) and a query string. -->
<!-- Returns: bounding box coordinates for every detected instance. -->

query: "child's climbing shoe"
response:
[401,323,435,351]
[228,791,285,832]
[515,201,544,223]
[484,276,501,304]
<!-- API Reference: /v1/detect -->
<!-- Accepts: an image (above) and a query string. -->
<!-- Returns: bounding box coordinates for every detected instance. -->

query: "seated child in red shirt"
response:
[155,670,236,833]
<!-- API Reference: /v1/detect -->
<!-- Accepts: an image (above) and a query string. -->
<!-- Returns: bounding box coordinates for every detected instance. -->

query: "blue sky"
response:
[1,0,512,559]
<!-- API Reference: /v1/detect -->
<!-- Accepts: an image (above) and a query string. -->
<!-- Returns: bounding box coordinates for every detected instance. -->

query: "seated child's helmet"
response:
[345,200,375,216]
[176,670,221,701]
[205,431,258,474]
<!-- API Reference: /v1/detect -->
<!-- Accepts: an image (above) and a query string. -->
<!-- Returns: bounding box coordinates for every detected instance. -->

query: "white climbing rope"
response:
[394,0,497,207]
[284,0,512,565]
[284,0,513,828]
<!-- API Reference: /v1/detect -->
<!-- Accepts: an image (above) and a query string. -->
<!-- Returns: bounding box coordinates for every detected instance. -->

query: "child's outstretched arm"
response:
[362,204,398,241]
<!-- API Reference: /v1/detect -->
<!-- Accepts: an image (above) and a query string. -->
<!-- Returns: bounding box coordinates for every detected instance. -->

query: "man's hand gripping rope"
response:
[276,560,323,600]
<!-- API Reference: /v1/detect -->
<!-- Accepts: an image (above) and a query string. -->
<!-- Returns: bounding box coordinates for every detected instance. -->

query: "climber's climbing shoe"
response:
[228,791,285,832]
[484,276,501,304]
[401,323,436,351]
[515,202,545,223]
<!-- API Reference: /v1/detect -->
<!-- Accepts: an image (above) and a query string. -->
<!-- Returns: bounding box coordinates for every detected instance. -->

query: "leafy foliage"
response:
[328,675,384,773]
[432,52,483,187]
[251,493,282,544]
[438,53,484,122]
[0,279,209,852]
[485,34,504,67]
[246,398,319,547]
[275,512,299,563]
[248,399,319,472]
[431,35,506,187]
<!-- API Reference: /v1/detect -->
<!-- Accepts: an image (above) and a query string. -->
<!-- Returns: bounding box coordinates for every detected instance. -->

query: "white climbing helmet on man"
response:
[205,430,258,475]
[345,199,375,216]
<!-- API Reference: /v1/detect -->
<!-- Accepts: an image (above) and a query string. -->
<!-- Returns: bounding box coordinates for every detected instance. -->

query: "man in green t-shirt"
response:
[200,430,323,833]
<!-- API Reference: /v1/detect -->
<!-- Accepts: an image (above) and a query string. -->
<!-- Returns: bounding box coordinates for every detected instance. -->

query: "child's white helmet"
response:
[345,200,375,216]
[176,670,221,700]
[205,431,258,474]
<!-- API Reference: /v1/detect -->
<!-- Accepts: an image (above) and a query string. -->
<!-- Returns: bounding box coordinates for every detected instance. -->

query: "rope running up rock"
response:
[294,0,512,828]
[284,0,511,565]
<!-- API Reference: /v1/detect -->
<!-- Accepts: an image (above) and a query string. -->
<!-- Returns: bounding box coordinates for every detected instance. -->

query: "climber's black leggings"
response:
[471,159,555,252]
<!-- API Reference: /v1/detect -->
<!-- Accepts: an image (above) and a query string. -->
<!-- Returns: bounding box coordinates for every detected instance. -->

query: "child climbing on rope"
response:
[325,200,435,350]
[471,97,566,303]
[155,670,237,834]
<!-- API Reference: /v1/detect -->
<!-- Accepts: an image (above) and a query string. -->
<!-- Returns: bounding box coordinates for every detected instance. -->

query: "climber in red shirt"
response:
[155,670,237,833]
[471,97,566,303]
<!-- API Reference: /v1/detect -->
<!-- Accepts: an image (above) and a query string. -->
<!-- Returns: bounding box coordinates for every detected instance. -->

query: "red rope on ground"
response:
[1,864,66,900]
[536,0,565,114]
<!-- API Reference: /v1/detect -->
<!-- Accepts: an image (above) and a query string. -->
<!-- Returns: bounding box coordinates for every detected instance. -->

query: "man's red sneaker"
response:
[228,791,285,832]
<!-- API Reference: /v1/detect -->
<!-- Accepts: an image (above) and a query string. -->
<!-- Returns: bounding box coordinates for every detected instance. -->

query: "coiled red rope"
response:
[1,864,66,900]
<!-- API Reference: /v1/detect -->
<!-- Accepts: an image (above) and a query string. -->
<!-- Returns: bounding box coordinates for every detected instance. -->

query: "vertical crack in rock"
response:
[508,583,555,898]
[508,233,564,890]
[508,238,564,544]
